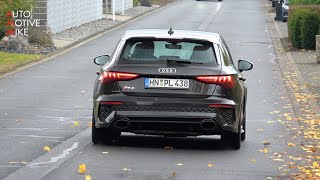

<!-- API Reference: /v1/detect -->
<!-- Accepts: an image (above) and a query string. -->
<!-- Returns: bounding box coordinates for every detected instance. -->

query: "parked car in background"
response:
[282,0,289,22]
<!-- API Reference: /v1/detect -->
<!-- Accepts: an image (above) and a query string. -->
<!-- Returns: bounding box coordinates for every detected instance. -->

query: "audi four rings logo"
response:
[158,68,176,73]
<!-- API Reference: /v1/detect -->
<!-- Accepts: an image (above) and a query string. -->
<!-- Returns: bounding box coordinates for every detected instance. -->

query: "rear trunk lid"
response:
[112,63,221,98]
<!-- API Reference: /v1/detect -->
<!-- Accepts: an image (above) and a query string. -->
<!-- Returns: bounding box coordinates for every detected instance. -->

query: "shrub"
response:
[28,27,54,47]
[301,10,320,49]
[133,0,140,6]
[290,0,320,5]
[288,5,320,49]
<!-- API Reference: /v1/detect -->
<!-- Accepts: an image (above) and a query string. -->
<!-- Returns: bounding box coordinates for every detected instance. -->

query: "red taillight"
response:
[209,104,234,109]
[100,101,123,105]
[100,71,139,84]
[195,75,235,88]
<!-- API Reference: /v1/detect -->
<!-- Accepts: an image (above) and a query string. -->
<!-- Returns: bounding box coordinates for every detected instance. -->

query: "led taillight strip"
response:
[195,75,235,88]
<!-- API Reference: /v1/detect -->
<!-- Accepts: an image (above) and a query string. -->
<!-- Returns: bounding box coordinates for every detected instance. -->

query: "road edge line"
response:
[3,128,91,180]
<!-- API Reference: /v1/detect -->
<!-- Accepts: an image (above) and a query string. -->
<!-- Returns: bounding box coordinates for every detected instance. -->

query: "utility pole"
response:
[105,0,108,20]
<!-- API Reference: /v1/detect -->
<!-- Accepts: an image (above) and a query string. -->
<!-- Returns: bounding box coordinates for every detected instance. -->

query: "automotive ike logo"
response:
[5,10,41,36]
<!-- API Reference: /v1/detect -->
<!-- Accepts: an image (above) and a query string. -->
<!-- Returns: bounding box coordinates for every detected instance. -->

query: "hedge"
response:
[288,5,320,49]
[290,0,320,5]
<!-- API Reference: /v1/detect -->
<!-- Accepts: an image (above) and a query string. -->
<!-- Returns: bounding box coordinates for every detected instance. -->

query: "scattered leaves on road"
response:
[85,175,92,180]
[287,143,296,147]
[78,164,86,174]
[43,146,51,152]
[73,121,80,126]
[207,163,214,167]
[263,141,271,146]
[259,148,269,154]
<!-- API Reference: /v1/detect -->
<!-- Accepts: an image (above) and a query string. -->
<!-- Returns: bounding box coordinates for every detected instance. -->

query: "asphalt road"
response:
[0,0,297,179]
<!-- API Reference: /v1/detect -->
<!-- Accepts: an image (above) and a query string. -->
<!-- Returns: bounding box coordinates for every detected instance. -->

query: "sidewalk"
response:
[269,5,320,107]
[277,20,320,107]
[263,0,320,177]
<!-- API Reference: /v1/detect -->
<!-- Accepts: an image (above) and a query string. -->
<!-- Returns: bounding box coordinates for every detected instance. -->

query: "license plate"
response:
[145,78,189,89]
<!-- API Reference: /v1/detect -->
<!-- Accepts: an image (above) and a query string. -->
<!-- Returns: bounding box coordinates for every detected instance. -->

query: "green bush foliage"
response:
[290,0,320,5]
[288,5,320,49]
[301,10,320,49]
[0,0,34,40]
[28,27,54,47]
[133,0,140,6]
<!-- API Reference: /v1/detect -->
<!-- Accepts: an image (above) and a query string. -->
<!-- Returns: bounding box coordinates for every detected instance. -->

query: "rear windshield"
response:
[118,38,217,65]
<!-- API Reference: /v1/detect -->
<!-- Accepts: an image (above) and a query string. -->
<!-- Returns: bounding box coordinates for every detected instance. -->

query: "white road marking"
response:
[29,142,79,167]
[4,128,90,180]
[198,3,222,31]
[11,135,62,139]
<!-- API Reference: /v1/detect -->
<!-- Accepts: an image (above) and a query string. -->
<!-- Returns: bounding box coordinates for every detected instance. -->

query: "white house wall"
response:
[112,0,133,14]
[47,0,103,34]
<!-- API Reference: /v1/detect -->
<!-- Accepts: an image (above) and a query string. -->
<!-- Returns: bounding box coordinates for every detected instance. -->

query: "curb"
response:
[261,0,320,116]
[0,1,180,79]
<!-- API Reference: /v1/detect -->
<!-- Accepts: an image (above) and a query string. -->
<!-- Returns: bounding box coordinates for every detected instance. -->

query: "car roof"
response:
[121,29,221,44]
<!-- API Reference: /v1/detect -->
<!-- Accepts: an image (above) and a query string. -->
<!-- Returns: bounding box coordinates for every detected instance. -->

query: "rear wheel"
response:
[232,123,241,149]
[92,114,121,144]
[241,104,246,141]
[221,122,241,149]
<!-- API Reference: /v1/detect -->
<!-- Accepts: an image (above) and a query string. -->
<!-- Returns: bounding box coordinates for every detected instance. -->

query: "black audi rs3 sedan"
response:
[92,29,253,149]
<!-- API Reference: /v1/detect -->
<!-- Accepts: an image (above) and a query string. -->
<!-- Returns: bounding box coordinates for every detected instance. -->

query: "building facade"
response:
[32,0,133,34]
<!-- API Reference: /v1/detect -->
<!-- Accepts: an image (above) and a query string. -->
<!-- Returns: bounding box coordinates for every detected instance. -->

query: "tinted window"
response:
[221,39,234,65]
[119,38,218,65]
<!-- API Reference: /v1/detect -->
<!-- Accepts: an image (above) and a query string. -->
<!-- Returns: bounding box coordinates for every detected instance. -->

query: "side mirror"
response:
[238,60,253,72]
[94,55,111,66]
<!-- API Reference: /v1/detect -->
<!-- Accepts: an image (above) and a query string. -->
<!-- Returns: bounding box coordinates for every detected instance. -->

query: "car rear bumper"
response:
[94,95,240,135]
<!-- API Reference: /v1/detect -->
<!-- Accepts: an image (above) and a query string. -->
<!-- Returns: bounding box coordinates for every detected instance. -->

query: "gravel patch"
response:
[125,5,158,17]
[52,5,158,42]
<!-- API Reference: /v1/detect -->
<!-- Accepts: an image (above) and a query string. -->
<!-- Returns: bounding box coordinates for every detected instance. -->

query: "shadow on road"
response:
[100,134,233,151]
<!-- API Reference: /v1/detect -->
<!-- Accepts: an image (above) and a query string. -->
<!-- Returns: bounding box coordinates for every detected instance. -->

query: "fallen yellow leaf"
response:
[208,163,214,167]
[171,172,176,176]
[85,175,92,180]
[78,164,86,174]
[43,146,51,152]
[263,141,271,146]
[259,148,269,154]
[74,121,80,126]
[288,143,296,147]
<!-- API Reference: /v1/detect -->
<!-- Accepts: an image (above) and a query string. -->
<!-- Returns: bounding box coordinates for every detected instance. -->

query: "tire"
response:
[232,123,241,150]
[92,115,102,144]
[92,114,121,144]
[241,107,246,141]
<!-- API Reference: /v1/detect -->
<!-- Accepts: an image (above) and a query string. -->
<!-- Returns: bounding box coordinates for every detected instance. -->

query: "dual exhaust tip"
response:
[200,119,217,131]
[113,118,218,132]
[113,118,131,130]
